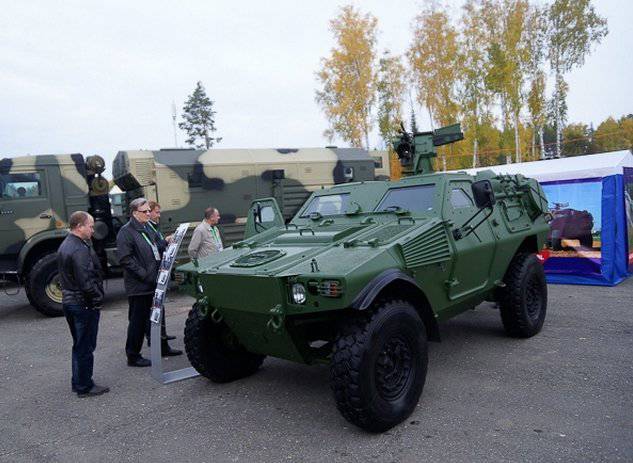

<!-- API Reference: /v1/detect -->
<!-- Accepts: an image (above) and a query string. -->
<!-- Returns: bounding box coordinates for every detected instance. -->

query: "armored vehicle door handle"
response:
[39,213,52,219]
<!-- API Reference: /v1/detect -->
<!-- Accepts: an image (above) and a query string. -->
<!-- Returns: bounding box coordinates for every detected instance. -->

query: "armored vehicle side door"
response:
[443,180,496,300]
[0,170,54,269]
[244,198,284,239]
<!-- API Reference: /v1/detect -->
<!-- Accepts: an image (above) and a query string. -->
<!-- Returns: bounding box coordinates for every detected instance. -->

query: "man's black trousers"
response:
[63,304,100,393]
[125,294,153,361]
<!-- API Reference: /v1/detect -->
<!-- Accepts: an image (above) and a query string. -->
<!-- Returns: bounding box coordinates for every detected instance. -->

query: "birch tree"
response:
[547,0,607,157]
[408,5,460,170]
[316,5,377,149]
[376,50,406,148]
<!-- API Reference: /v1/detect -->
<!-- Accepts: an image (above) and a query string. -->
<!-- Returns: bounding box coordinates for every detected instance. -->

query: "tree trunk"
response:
[554,68,562,158]
[539,126,545,159]
[514,111,521,163]
[472,139,478,168]
[531,128,535,161]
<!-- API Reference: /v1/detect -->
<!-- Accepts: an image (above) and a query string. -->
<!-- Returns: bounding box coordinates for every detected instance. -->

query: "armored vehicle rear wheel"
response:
[28,253,63,317]
[498,252,547,338]
[184,303,265,383]
[330,299,428,432]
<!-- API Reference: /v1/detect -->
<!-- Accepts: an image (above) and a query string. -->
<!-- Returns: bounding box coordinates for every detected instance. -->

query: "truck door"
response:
[244,198,284,239]
[444,180,496,300]
[0,170,53,268]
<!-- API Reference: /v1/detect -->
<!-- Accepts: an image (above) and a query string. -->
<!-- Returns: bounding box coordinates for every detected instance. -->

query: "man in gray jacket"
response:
[188,207,223,260]
[58,211,108,397]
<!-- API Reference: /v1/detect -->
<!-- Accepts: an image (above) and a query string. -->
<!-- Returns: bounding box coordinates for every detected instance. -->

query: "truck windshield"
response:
[376,184,436,213]
[301,193,350,217]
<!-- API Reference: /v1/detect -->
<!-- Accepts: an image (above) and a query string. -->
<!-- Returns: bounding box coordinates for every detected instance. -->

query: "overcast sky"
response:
[1,0,630,174]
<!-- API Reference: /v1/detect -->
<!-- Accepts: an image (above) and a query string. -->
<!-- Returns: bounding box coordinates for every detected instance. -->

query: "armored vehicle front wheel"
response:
[498,252,547,338]
[330,299,428,432]
[184,303,265,383]
[28,253,63,317]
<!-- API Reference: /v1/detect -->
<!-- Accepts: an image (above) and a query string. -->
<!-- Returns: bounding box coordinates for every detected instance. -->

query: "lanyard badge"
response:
[141,231,161,261]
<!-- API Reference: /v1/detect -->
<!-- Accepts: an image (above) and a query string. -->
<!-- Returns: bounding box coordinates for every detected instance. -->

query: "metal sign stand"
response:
[149,222,200,384]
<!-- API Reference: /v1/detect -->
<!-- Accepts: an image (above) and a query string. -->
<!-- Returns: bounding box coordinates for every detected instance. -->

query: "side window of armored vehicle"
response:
[260,206,277,223]
[375,184,435,213]
[0,172,44,200]
[450,188,474,209]
[301,193,350,217]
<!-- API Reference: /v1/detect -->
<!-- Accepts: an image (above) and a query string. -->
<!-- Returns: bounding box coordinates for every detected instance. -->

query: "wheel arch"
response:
[350,269,440,342]
[18,232,67,279]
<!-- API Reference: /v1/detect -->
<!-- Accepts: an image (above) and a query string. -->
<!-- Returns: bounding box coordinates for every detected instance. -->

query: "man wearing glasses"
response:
[116,198,181,367]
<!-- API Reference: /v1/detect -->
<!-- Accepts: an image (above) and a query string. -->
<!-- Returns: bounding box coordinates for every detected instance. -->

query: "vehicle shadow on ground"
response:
[185,302,514,434]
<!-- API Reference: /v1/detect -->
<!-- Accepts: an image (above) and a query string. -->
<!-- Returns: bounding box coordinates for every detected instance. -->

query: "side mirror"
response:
[253,202,262,223]
[472,180,495,209]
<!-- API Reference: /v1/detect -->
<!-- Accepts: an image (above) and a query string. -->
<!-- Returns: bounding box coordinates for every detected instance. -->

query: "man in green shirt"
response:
[188,207,223,260]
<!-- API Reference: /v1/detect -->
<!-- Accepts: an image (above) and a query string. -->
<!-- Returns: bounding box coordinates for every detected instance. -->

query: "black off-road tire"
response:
[579,233,593,248]
[498,252,547,338]
[28,253,63,317]
[184,303,265,383]
[330,299,428,433]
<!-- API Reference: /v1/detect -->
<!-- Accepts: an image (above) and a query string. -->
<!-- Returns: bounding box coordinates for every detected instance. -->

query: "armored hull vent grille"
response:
[399,221,451,268]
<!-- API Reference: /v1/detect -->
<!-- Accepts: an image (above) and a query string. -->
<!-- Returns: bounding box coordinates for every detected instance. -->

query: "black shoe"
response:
[127,357,152,367]
[162,346,183,357]
[77,385,110,398]
[166,335,176,341]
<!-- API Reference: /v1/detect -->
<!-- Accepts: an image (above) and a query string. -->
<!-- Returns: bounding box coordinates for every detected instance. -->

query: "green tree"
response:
[408,5,460,170]
[594,117,631,152]
[316,5,378,149]
[459,0,494,167]
[376,50,406,148]
[562,123,591,156]
[179,81,221,149]
[547,0,608,157]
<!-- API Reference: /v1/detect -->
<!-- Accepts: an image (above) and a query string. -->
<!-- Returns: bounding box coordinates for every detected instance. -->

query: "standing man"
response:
[58,211,109,397]
[188,207,223,260]
[146,200,175,343]
[117,198,182,367]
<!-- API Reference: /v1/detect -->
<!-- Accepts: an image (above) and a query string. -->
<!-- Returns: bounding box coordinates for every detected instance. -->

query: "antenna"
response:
[171,101,178,147]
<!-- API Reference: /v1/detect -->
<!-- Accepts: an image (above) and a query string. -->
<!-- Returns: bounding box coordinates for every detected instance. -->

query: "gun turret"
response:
[392,123,464,175]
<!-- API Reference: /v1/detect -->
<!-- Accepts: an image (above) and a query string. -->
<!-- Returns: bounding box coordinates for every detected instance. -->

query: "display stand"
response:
[148,222,200,384]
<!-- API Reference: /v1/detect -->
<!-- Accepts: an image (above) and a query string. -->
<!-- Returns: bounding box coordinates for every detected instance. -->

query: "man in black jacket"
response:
[117,198,181,367]
[58,211,109,397]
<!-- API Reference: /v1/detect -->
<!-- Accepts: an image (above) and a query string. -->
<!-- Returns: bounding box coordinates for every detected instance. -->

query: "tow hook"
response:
[266,304,285,334]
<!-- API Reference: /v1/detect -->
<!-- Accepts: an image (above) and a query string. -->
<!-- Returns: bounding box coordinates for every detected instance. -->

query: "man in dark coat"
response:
[58,211,109,397]
[117,198,181,367]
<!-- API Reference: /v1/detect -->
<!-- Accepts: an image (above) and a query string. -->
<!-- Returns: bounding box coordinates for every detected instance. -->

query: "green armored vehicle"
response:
[0,147,375,316]
[179,124,551,432]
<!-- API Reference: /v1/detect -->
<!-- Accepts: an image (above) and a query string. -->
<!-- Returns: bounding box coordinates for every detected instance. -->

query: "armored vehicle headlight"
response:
[291,283,307,304]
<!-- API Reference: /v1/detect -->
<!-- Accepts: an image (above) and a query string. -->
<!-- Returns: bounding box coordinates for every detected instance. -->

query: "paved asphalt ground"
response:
[0,277,631,463]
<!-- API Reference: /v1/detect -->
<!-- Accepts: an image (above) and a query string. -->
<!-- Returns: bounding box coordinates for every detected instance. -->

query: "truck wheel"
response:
[28,253,63,317]
[579,234,593,248]
[184,303,265,383]
[330,299,428,432]
[498,252,547,338]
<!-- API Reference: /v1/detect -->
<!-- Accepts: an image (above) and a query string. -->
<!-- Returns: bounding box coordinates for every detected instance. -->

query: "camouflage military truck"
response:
[178,124,550,432]
[112,147,375,246]
[0,147,375,316]
[0,154,115,316]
